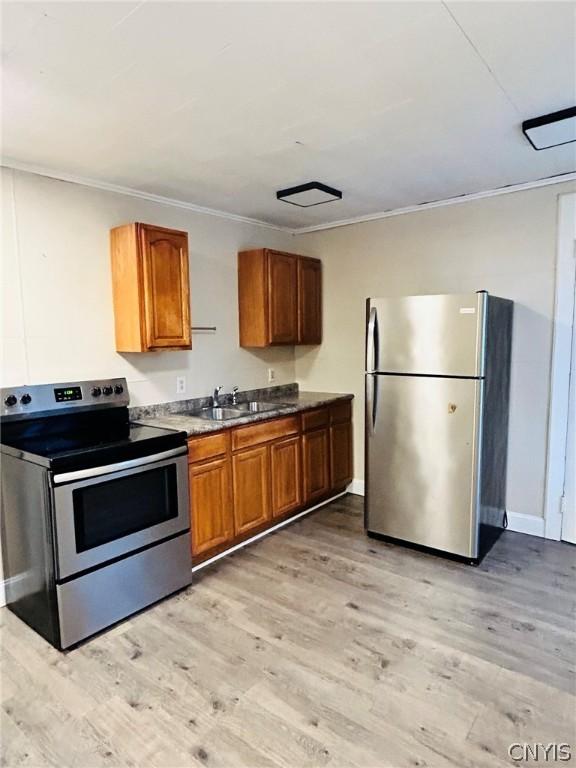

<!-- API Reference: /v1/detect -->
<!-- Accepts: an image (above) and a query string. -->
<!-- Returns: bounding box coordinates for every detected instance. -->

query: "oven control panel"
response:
[54,386,83,402]
[1,378,129,420]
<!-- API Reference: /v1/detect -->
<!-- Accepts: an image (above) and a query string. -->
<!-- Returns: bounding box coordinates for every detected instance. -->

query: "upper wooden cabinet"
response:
[238,249,322,347]
[298,257,322,344]
[110,223,191,352]
[268,251,298,343]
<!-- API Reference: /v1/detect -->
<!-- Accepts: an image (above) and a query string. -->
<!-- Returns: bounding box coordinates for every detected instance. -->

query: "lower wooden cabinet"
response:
[330,421,353,490]
[302,428,331,503]
[232,445,271,535]
[270,436,302,518]
[188,399,353,563]
[189,457,233,556]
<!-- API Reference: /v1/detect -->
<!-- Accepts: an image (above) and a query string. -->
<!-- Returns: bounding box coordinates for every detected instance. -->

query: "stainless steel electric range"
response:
[0,378,192,649]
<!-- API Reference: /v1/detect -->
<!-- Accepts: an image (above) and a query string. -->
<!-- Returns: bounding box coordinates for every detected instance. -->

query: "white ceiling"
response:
[2,1,575,229]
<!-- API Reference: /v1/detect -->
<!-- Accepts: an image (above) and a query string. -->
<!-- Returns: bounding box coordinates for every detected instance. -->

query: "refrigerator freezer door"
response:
[365,374,483,558]
[366,293,487,377]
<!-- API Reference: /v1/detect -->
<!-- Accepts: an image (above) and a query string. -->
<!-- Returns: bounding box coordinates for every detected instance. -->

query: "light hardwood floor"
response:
[1,494,575,768]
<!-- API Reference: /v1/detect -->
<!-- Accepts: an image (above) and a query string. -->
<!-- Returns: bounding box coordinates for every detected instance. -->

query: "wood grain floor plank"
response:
[1,495,574,768]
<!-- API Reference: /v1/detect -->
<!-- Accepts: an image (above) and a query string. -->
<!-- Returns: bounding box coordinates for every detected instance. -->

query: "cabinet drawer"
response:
[232,416,299,452]
[301,407,329,432]
[188,431,230,463]
[330,400,352,425]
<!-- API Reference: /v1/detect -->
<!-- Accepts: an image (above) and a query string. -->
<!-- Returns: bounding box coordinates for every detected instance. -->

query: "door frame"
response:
[544,192,576,540]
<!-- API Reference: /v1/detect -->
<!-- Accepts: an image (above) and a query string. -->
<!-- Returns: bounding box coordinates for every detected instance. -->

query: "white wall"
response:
[1,167,574,529]
[294,181,576,521]
[1,167,297,403]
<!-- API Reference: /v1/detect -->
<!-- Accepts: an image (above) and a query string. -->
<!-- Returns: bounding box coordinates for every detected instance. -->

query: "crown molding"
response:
[1,159,294,233]
[293,171,576,234]
[3,159,575,236]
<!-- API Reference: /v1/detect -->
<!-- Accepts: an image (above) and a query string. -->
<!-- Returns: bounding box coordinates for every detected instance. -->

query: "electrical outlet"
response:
[268,368,276,383]
[176,376,186,394]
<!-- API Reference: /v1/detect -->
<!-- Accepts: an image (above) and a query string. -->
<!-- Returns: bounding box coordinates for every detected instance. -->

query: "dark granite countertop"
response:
[131,385,353,437]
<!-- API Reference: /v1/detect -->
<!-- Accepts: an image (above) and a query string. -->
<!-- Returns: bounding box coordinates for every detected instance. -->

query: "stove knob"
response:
[91,386,102,397]
[4,394,17,407]
[102,386,113,396]
[20,393,32,405]
[114,384,124,395]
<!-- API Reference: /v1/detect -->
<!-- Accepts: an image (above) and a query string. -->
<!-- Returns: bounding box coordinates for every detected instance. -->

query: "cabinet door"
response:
[302,428,330,503]
[267,251,297,344]
[232,446,271,535]
[298,257,322,344]
[330,421,353,490]
[140,225,191,349]
[189,457,233,556]
[270,436,302,518]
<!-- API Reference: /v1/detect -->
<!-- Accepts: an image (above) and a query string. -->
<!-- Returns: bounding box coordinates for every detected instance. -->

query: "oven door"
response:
[51,448,189,580]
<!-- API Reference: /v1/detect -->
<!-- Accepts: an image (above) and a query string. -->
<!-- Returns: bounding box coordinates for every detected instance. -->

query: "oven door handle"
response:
[52,446,188,485]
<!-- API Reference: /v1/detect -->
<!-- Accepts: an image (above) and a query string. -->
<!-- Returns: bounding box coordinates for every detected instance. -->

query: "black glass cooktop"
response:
[0,407,187,472]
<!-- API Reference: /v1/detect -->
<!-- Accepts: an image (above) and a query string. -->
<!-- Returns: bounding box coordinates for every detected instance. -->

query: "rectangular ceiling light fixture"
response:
[522,106,576,150]
[276,181,342,207]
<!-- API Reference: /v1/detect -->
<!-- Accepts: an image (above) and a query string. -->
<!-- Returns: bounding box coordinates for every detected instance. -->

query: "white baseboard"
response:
[347,478,365,496]
[506,511,545,538]
[192,491,346,573]
[345,479,545,538]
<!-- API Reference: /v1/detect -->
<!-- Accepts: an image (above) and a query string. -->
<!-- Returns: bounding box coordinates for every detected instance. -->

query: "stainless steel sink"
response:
[190,407,244,421]
[187,400,289,421]
[233,401,286,413]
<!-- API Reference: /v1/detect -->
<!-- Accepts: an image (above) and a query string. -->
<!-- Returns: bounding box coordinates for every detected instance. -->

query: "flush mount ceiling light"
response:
[276,181,342,207]
[522,106,576,150]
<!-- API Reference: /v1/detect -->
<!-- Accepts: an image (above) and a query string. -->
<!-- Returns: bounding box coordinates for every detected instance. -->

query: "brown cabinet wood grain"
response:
[141,226,191,350]
[330,421,353,490]
[188,431,229,463]
[302,428,331,503]
[268,251,298,344]
[238,249,321,347]
[301,407,329,433]
[231,415,299,452]
[110,223,191,352]
[270,436,302,518]
[232,446,271,535]
[330,400,352,425]
[298,257,322,344]
[189,400,353,563]
[237,249,268,347]
[189,457,233,556]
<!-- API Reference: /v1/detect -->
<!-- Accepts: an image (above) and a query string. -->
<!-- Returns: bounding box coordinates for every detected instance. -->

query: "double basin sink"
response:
[188,401,290,422]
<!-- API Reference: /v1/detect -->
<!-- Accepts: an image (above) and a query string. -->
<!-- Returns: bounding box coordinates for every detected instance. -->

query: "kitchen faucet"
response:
[231,386,239,405]
[212,386,223,407]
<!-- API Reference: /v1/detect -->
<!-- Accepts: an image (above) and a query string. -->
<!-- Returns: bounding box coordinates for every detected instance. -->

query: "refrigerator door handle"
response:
[366,374,378,436]
[367,306,378,373]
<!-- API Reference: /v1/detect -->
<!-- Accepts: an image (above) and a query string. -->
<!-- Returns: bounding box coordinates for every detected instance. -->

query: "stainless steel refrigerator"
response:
[365,291,513,562]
